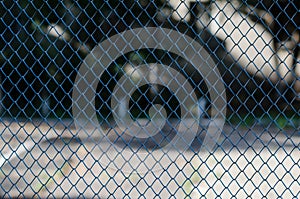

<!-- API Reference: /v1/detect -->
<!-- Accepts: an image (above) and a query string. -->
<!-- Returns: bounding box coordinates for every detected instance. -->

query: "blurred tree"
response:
[1,0,293,119]
[241,0,300,104]
[0,0,170,118]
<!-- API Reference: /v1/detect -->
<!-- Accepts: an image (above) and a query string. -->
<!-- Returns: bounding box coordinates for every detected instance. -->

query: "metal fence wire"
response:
[0,0,299,198]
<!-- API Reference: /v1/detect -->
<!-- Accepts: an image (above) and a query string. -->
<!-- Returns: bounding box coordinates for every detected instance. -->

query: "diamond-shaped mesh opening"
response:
[0,0,299,198]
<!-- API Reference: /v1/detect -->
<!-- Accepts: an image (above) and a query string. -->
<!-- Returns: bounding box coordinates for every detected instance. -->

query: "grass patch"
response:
[227,111,300,128]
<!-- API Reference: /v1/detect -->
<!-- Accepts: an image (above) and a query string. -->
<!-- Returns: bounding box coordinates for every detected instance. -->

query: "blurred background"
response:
[0,0,299,126]
[1,1,299,198]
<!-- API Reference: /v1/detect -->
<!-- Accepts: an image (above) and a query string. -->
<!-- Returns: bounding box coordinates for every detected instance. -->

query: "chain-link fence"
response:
[0,0,299,198]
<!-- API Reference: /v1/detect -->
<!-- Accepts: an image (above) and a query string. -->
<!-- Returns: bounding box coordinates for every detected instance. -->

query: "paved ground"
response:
[0,119,299,198]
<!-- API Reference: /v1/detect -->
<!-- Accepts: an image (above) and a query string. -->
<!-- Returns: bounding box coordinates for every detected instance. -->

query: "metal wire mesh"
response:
[0,0,299,198]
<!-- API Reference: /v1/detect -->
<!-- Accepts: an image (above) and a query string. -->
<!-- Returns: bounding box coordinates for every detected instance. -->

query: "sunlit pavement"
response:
[0,119,299,198]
